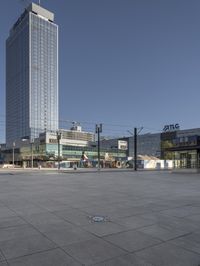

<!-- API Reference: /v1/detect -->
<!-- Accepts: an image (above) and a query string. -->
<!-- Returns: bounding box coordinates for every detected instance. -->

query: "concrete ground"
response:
[0,170,200,265]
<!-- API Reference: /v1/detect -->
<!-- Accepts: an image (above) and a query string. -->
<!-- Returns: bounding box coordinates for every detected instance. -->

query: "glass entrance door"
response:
[180,153,191,168]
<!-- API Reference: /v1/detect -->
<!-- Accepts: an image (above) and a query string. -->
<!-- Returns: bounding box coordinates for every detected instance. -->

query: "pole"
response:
[98,127,100,170]
[31,142,33,169]
[12,142,15,167]
[57,132,61,170]
[58,137,60,170]
[95,124,102,170]
[134,127,137,171]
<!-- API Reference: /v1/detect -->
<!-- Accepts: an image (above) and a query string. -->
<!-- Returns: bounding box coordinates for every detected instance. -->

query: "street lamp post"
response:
[30,141,34,169]
[127,127,143,171]
[12,142,15,167]
[134,128,137,171]
[57,131,62,170]
[95,124,102,170]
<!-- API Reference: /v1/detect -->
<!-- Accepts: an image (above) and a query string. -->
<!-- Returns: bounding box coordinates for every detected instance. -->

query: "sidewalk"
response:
[0,170,200,265]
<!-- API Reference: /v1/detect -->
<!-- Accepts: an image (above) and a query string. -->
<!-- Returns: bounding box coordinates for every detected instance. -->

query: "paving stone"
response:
[8,248,81,266]
[103,206,151,219]
[35,220,76,233]
[21,211,71,227]
[8,204,46,216]
[159,217,199,234]
[140,212,199,232]
[0,250,6,262]
[160,206,200,218]
[0,262,8,266]
[34,200,71,211]
[80,204,128,216]
[170,232,200,254]
[82,221,128,237]
[19,210,77,233]
[104,230,161,252]
[186,231,200,243]
[186,214,200,222]
[0,199,33,209]
[114,215,155,230]
[63,237,126,265]
[94,253,154,266]
[0,224,40,242]
[0,234,57,260]
[82,206,139,219]
[53,208,93,226]
[137,224,187,241]
[142,202,175,212]
[43,226,95,246]
[139,212,178,223]
[0,207,17,219]
[135,242,200,266]
[0,216,27,229]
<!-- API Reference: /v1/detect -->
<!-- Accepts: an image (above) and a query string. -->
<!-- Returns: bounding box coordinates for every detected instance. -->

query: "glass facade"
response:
[30,13,58,139]
[161,132,200,169]
[6,5,58,147]
[5,142,126,161]
[61,145,126,160]
[127,133,161,158]
[173,150,198,169]
[160,131,177,159]
[6,12,30,147]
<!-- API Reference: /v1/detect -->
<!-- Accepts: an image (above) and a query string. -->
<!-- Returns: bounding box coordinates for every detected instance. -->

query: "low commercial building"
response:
[1,127,127,167]
[126,133,161,158]
[3,124,200,169]
[161,130,200,169]
[101,127,200,169]
[100,133,161,158]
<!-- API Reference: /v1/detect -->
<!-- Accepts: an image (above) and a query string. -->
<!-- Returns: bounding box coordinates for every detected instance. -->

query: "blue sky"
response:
[1,0,200,142]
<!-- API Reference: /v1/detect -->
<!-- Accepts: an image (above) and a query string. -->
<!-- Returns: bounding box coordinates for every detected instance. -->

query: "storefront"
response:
[164,135,200,169]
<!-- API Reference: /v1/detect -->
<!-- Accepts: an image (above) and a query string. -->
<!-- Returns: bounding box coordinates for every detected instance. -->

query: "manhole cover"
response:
[92,216,105,222]
[89,215,109,223]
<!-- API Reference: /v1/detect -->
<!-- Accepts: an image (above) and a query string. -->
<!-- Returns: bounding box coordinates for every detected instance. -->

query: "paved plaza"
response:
[0,169,200,265]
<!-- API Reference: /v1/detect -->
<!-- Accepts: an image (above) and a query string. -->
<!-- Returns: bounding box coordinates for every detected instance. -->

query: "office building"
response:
[6,3,58,147]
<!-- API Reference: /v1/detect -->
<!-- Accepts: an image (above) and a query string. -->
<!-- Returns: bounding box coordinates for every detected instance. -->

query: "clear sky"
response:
[1,0,200,142]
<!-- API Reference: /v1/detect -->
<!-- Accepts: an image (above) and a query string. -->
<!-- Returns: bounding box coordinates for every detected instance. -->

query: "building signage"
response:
[118,140,128,150]
[163,124,180,132]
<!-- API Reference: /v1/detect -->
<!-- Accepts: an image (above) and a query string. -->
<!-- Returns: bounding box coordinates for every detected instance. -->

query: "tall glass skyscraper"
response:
[6,3,58,147]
